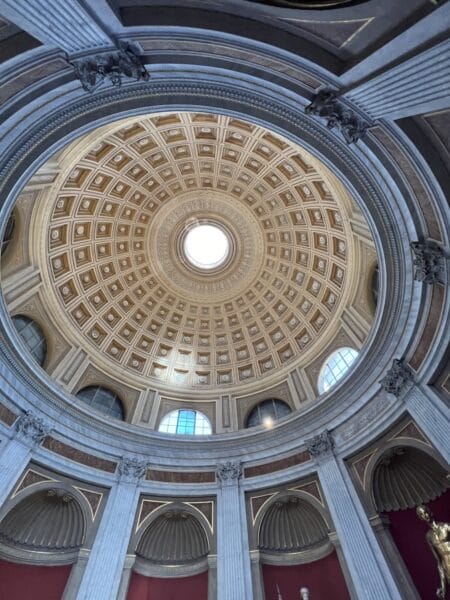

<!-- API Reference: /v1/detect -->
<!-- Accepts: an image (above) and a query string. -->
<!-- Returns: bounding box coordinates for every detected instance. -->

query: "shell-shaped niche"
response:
[0,489,85,551]
[373,447,449,512]
[259,496,328,552]
[137,510,209,564]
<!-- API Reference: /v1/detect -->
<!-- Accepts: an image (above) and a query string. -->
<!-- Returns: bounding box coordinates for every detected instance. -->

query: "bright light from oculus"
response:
[184,224,229,269]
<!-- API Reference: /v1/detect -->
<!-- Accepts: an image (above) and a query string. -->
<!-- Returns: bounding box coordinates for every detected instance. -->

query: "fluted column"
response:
[403,385,450,463]
[307,432,403,600]
[0,0,112,54]
[345,39,450,120]
[75,458,146,600]
[0,411,49,506]
[216,462,253,600]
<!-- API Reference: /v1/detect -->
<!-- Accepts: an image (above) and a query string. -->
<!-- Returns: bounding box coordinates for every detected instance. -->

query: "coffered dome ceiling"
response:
[10,111,375,397]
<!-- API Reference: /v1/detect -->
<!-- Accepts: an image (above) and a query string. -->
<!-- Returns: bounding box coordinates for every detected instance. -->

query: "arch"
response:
[11,315,47,367]
[158,409,212,435]
[257,492,329,557]
[245,398,292,428]
[371,444,449,512]
[0,489,85,557]
[75,385,125,421]
[136,508,209,565]
[318,347,359,394]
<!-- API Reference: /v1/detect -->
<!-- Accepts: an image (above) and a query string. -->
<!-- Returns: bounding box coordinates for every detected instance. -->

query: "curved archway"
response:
[245,399,292,428]
[158,409,212,435]
[75,385,125,421]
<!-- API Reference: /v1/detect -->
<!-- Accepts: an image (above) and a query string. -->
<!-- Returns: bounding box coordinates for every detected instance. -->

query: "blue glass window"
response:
[318,347,359,394]
[159,409,212,435]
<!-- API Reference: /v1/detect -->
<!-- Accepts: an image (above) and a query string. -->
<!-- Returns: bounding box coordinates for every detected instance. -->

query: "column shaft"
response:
[404,385,450,463]
[0,437,33,506]
[75,481,140,600]
[318,455,403,600]
[216,473,253,600]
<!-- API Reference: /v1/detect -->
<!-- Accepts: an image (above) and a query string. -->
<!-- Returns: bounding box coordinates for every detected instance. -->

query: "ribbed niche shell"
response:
[373,447,449,512]
[259,497,328,552]
[137,510,209,564]
[0,489,85,551]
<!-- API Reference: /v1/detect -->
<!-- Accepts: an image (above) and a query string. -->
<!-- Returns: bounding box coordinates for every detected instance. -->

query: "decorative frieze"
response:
[70,41,149,92]
[305,90,368,144]
[15,411,49,444]
[379,359,414,397]
[411,240,446,284]
[305,430,335,460]
[117,457,148,483]
[216,461,242,485]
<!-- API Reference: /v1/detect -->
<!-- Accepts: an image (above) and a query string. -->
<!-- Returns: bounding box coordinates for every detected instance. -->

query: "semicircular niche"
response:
[372,447,449,512]
[0,489,85,552]
[259,496,328,553]
[136,510,209,564]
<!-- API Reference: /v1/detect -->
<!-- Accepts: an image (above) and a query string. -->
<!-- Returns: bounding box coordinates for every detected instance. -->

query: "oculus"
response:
[183,224,229,270]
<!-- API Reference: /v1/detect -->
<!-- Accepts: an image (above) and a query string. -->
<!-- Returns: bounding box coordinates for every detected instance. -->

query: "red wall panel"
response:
[262,550,350,600]
[387,489,450,600]
[127,570,208,600]
[0,560,71,600]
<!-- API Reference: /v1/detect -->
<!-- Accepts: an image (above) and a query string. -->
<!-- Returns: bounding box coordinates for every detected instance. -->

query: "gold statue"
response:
[417,504,450,599]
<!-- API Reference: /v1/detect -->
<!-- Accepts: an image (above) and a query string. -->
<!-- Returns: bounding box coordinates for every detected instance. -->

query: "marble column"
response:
[345,39,450,120]
[207,554,217,600]
[403,385,450,463]
[0,411,49,506]
[74,458,146,600]
[370,515,420,600]
[250,550,266,600]
[216,462,254,600]
[307,432,403,600]
[117,554,136,600]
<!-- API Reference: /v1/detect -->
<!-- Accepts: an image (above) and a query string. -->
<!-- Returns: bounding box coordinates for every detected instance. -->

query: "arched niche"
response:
[0,487,86,565]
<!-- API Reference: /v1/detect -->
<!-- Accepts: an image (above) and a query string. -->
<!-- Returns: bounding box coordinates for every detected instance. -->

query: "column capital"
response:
[216,461,242,486]
[411,240,446,285]
[305,89,369,144]
[15,411,50,445]
[379,359,414,398]
[117,456,148,484]
[69,41,150,93]
[305,430,335,461]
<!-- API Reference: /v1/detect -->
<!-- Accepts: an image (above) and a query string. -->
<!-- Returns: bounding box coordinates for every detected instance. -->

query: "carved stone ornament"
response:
[216,461,242,484]
[70,41,149,92]
[117,457,148,483]
[411,240,446,284]
[305,430,335,459]
[15,411,49,444]
[305,90,368,144]
[379,359,414,397]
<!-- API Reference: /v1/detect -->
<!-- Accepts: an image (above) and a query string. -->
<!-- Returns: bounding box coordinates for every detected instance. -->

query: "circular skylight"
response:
[184,224,229,269]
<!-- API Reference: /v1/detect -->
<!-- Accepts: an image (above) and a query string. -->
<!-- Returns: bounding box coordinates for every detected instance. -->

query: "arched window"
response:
[318,347,358,394]
[371,264,379,307]
[245,398,291,429]
[0,211,15,257]
[12,315,47,366]
[76,385,124,420]
[158,409,212,435]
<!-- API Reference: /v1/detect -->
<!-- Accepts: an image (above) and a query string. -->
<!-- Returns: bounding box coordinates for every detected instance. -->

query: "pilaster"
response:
[0,411,49,506]
[216,461,253,600]
[306,431,403,600]
[250,550,266,600]
[74,457,146,600]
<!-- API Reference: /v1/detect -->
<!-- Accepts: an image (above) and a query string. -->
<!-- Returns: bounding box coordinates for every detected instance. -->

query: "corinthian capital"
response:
[15,411,49,444]
[380,359,414,398]
[306,431,335,460]
[216,461,242,485]
[117,456,148,483]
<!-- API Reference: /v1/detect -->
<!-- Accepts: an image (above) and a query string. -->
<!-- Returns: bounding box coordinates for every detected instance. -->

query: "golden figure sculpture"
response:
[417,504,450,599]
